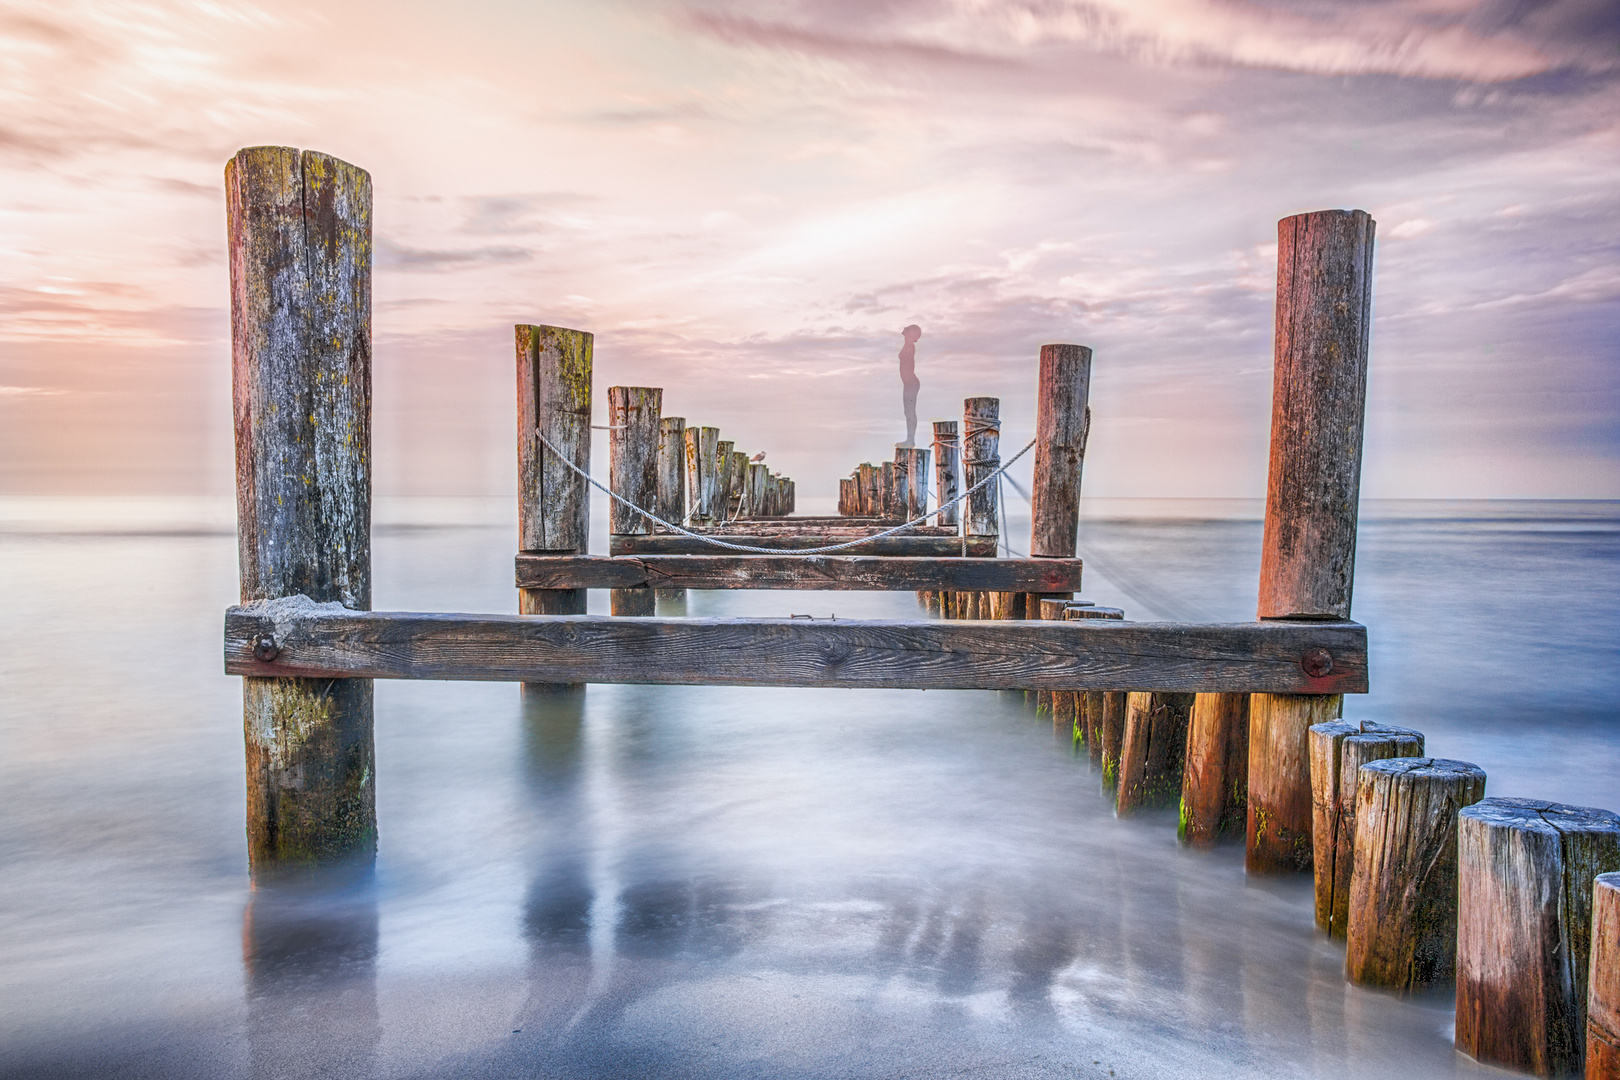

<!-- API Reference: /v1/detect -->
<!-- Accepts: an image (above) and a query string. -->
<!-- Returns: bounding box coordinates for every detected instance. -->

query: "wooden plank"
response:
[518,555,1085,592]
[226,599,1368,693]
[1030,343,1091,558]
[227,146,375,873]
[610,534,994,556]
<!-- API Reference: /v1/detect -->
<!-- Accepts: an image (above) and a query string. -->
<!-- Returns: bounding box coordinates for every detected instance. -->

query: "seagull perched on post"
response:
[750,452,766,462]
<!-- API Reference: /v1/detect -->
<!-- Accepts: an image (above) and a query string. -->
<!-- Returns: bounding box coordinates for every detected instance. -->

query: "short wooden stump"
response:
[1343,757,1485,992]
[1590,872,1620,1080]
[1456,798,1620,1078]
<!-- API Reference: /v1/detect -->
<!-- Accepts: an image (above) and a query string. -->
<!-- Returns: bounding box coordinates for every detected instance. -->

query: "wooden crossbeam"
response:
[609,534,998,556]
[224,598,1366,694]
[515,554,1083,591]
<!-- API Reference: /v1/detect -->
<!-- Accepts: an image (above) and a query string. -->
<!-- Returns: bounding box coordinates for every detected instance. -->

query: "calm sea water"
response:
[1,498,1616,1079]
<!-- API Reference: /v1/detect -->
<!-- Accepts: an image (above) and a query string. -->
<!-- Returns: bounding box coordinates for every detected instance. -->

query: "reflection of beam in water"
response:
[241,870,379,1080]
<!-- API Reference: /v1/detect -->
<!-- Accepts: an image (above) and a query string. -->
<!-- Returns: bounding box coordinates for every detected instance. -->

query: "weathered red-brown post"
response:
[932,421,960,529]
[1180,693,1250,847]
[228,146,375,874]
[1030,343,1091,560]
[1248,208,1376,875]
[609,386,661,616]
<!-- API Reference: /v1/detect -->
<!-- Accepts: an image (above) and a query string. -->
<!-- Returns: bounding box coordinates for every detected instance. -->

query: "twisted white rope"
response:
[535,431,1036,555]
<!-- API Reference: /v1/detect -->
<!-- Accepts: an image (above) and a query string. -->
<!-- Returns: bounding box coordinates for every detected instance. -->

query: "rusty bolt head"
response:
[1301,647,1333,678]
[252,635,281,663]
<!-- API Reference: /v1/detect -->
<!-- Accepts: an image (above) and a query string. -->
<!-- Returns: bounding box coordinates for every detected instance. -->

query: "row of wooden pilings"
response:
[225,145,1616,1078]
[835,399,1008,532]
[621,390,795,528]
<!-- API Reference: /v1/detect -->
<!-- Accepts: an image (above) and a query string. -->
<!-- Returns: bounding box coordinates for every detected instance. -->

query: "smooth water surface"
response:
[1,499,1616,1078]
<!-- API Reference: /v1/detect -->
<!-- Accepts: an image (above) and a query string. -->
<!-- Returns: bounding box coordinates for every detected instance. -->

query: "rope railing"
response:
[534,430,1037,555]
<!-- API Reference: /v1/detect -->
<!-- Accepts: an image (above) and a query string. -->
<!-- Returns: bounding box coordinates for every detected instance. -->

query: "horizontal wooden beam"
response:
[224,597,1367,694]
[515,554,1083,592]
[609,534,997,556]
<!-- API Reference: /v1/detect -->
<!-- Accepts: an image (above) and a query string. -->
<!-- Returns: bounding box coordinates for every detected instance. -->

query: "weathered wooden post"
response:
[684,425,719,524]
[1457,798,1620,1077]
[1344,758,1486,992]
[1180,693,1250,848]
[786,478,795,515]
[933,421,960,528]
[860,463,880,519]
[839,476,855,517]
[879,460,896,521]
[743,462,763,519]
[896,446,929,520]
[1081,691,1107,767]
[1310,720,1424,936]
[1030,343,1091,558]
[963,397,1000,541]
[608,386,660,616]
[1099,692,1127,796]
[657,417,686,526]
[228,146,375,874]
[1591,873,1620,1077]
[1116,693,1195,816]
[716,438,735,520]
[518,323,593,620]
[1248,208,1376,875]
[730,450,749,519]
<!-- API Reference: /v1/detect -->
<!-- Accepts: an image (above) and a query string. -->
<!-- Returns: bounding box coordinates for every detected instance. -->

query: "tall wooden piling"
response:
[1099,692,1128,797]
[896,446,929,521]
[1456,799,1620,1077]
[1030,344,1092,559]
[880,461,896,521]
[1179,693,1250,847]
[608,386,660,616]
[228,146,375,873]
[1249,209,1376,875]
[1116,692,1195,816]
[859,463,880,519]
[518,324,593,618]
[963,397,1000,539]
[716,439,735,519]
[656,417,686,526]
[933,421,960,529]
[730,450,749,519]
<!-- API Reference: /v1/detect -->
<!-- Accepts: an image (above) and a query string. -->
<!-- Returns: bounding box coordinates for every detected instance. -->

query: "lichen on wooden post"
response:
[1248,208,1375,876]
[656,417,686,526]
[608,386,661,616]
[228,145,375,875]
[517,324,592,620]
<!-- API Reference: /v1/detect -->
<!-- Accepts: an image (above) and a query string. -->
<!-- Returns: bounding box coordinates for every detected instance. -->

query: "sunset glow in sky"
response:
[2,0,1617,499]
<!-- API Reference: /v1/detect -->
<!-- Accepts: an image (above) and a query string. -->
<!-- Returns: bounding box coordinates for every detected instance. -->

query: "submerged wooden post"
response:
[1249,208,1376,875]
[608,386,661,617]
[656,417,686,526]
[963,397,1000,539]
[518,323,593,620]
[1180,693,1250,848]
[1099,692,1127,796]
[1591,873,1620,1078]
[1030,344,1091,558]
[933,421,960,528]
[1116,692,1195,815]
[228,146,375,874]
[1457,798,1620,1077]
[1081,691,1107,767]
[1345,757,1486,993]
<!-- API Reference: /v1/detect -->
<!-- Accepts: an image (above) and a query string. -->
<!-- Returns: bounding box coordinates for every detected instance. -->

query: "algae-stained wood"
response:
[1248,692,1342,874]
[226,600,1367,693]
[1116,692,1194,815]
[1181,692,1250,848]
[227,146,375,873]
[609,534,997,557]
[516,554,1082,592]
[517,324,592,553]
[608,386,661,536]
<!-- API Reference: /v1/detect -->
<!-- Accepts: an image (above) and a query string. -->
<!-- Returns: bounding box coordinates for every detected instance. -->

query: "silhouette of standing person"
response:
[899,324,921,447]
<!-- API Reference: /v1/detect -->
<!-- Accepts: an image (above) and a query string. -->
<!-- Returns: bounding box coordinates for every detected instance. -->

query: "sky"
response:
[1,0,1617,501]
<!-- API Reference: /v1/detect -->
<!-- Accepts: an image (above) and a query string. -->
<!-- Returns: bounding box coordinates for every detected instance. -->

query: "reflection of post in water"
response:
[242,871,379,1080]
[521,686,592,957]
